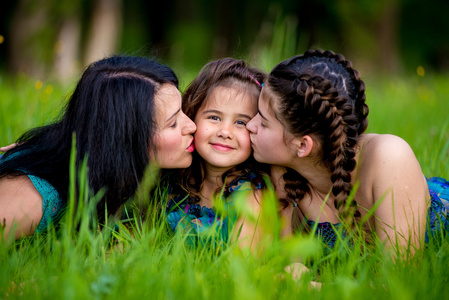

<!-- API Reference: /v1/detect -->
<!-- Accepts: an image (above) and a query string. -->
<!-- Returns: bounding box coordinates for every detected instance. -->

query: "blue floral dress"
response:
[166,174,262,247]
[308,177,449,248]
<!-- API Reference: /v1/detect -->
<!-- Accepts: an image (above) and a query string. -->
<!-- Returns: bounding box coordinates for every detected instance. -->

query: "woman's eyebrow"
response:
[166,108,181,122]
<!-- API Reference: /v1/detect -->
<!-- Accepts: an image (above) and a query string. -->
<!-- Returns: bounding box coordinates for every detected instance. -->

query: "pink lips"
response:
[186,139,195,152]
[211,143,234,151]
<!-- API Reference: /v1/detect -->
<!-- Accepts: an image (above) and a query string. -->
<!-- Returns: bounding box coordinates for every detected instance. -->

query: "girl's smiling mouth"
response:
[210,143,234,151]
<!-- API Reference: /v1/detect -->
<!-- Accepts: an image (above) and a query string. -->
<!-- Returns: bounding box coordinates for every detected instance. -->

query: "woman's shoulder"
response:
[0,175,44,238]
[0,175,42,202]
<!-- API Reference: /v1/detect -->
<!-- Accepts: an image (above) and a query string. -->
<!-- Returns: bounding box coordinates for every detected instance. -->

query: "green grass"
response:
[1,68,449,299]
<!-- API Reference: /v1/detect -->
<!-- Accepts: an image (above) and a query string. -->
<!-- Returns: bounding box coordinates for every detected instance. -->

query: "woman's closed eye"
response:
[170,120,178,128]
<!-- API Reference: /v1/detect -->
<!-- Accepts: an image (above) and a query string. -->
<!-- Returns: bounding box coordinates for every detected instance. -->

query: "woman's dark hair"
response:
[0,55,179,222]
[173,57,267,200]
[266,49,369,231]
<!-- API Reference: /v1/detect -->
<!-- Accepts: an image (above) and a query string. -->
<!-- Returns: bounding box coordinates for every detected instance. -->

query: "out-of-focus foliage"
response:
[0,0,447,83]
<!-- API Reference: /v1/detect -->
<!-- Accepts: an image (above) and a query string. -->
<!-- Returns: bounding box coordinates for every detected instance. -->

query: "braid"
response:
[269,49,368,229]
[304,50,369,135]
[281,168,310,233]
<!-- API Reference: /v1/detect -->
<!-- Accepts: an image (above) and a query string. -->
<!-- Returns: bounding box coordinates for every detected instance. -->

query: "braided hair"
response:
[267,49,369,231]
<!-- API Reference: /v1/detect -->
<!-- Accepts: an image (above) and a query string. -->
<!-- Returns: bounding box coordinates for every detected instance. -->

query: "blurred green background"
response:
[0,0,447,85]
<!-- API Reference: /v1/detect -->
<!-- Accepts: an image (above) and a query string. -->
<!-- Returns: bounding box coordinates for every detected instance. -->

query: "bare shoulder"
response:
[355,133,425,202]
[0,175,42,198]
[356,135,428,250]
[0,175,43,239]
[356,133,427,205]
[358,133,418,167]
[360,133,414,153]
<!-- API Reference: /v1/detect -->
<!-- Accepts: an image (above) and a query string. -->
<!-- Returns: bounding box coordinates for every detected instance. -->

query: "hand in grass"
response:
[284,262,322,289]
[0,143,18,153]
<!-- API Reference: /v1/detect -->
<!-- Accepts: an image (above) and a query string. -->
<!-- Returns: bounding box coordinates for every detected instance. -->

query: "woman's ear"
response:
[292,135,314,158]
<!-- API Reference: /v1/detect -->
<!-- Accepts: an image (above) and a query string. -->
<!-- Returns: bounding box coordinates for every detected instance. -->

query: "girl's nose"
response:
[217,123,233,139]
[246,115,258,133]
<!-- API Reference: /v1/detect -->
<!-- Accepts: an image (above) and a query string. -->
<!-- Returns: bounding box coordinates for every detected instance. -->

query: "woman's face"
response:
[153,84,196,168]
[246,87,297,166]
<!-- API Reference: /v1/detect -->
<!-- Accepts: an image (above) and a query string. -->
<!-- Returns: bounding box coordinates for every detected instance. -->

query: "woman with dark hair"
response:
[247,49,448,255]
[0,55,196,240]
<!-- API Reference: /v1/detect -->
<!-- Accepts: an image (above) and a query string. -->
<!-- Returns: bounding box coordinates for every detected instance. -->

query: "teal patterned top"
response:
[306,177,449,248]
[27,174,64,232]
[0,154,65,233]
[166,173,262,247]
[167,175,449,249]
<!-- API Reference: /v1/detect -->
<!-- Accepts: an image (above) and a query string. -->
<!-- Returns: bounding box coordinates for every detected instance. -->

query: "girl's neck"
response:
[290,158,334,200]
[198,164,236,208]
[197,166,226,208]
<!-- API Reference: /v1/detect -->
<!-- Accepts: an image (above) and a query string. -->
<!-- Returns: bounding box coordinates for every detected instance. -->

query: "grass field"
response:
[0,68,448,299]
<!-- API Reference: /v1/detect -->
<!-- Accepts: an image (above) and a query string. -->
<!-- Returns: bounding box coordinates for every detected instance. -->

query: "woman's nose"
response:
[182,114,196,134]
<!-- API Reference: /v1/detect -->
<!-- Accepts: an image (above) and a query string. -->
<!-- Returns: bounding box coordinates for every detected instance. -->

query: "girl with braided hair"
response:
[247,49,449,255]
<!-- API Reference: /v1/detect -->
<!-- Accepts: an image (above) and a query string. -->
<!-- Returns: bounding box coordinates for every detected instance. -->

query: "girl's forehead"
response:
[205,85,258,107]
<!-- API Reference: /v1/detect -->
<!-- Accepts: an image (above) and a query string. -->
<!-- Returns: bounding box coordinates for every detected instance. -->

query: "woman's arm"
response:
[361,134,428,253]
[0,175,43,240]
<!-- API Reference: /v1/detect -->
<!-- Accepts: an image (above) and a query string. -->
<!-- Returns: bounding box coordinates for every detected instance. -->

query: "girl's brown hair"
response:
[173,58,267,201]
[267,49,368,231]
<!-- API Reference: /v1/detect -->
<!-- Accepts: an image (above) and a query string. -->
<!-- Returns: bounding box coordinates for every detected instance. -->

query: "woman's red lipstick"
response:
[187,139,195,152]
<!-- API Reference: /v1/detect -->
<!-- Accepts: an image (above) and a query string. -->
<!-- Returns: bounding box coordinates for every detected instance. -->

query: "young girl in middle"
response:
[166,58,268,250]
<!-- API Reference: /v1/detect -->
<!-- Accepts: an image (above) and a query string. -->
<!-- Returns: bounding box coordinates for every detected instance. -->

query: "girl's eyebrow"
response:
[238,113,253,120]
[258,110,268,120]
[203,109,252,120]
[202,109,222,115]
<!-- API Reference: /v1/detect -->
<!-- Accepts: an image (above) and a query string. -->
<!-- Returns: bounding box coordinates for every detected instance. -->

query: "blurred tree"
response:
[84,0,122,66]
[334,0,402,74]
[52,2,83,83]
[7,0,122,82]
[401,0,449,72]
[8,0,88,81]
[9,0,62,78]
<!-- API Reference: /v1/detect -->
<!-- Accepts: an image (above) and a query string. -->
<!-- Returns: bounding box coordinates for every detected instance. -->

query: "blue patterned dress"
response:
[166,174,262,247]
[308,177,449,248]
